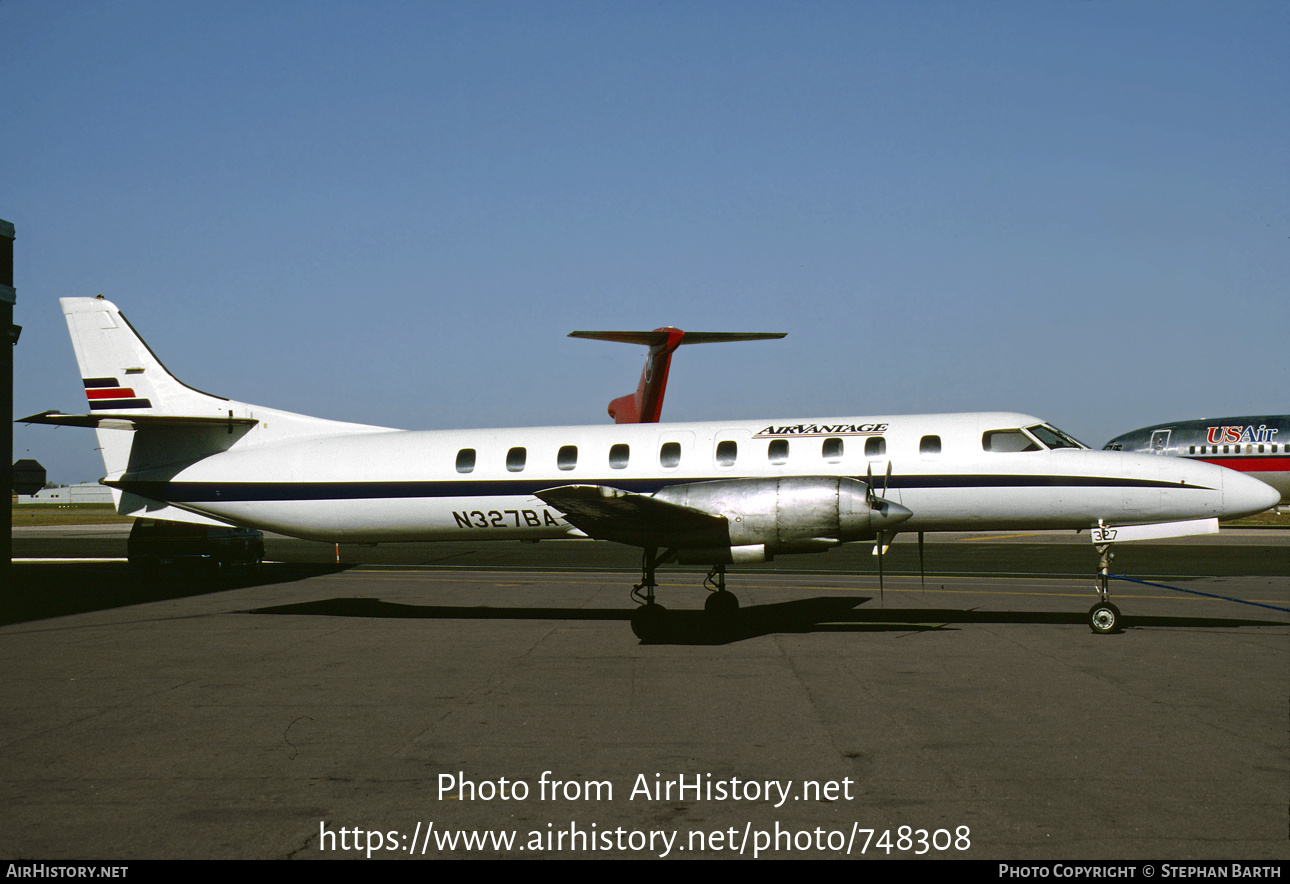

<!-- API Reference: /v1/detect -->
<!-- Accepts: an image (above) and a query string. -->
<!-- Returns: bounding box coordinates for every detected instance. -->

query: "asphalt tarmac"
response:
[3,526,1287,859]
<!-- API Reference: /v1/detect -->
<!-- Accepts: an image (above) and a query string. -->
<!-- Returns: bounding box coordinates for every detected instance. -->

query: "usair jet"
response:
[1104,416,1288,507]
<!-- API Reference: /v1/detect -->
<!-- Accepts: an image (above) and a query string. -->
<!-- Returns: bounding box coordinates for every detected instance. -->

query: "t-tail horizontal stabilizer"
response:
[569,328,785,423]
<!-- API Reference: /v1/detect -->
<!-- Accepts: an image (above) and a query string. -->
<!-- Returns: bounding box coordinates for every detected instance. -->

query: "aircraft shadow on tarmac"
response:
[2,562,352,626]
[244,595,1285,645]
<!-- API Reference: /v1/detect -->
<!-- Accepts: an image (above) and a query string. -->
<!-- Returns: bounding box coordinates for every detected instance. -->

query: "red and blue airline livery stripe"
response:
[83,377,152,410]
[1197,455,1290,474]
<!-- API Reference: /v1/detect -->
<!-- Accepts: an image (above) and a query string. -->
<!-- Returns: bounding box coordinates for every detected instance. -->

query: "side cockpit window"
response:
[983,429,1041,453]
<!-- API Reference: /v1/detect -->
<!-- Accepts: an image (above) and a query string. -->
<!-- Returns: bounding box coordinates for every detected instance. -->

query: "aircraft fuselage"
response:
[107,412,1270,543]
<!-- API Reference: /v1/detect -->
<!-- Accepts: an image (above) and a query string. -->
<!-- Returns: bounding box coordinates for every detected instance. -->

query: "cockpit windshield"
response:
[1027,424,1087,450]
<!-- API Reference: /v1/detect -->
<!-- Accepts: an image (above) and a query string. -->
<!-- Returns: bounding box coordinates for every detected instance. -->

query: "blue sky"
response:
[5,1,1287,483]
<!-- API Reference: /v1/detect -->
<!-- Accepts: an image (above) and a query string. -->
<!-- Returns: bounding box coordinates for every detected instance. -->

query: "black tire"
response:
[630,604,668,641]
[704,591,740,618]
[1089,602,1121,634]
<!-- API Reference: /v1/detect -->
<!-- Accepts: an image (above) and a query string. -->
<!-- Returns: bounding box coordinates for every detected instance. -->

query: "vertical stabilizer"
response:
[62,297,233,418]
[569,328,786,423]
[39,297,392,516]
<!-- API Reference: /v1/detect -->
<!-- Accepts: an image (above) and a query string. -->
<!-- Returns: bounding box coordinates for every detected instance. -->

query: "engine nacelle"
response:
[654,476,911,556]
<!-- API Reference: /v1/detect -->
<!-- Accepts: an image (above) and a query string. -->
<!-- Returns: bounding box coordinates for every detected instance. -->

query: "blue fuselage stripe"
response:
[110,474,1207,503]
[89,399,152,410]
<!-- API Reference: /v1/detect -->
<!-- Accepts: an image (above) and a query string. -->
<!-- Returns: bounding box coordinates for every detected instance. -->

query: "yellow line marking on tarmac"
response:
[950,533,1045,541]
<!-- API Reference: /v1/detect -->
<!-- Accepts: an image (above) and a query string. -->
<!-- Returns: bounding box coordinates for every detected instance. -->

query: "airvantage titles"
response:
[755,423,888,438]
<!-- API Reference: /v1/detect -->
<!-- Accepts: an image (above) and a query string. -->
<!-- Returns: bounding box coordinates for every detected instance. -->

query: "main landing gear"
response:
[629,549,741,641]
[629,547,669,641]
[703,564,739,618]
[1088,541,1122,635]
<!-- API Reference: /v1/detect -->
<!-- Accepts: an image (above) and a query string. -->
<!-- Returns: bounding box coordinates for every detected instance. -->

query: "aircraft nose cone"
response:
[1224,470,1280,519]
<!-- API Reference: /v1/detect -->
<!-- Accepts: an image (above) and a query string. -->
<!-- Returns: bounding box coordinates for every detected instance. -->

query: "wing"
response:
[535,484,730,549]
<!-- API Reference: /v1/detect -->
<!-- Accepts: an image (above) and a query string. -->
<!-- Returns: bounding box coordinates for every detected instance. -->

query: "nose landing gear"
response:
[1088,538,1122,634]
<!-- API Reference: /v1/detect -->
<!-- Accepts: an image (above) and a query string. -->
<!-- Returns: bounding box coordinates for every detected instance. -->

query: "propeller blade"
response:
[877,530,885,602]
[918,531,925,589]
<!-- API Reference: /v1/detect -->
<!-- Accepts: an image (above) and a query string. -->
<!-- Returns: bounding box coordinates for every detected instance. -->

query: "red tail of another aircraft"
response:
[569,328,786,423]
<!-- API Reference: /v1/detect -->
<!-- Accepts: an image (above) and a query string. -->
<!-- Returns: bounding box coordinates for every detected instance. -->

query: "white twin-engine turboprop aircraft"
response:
[23,297,1279,638]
